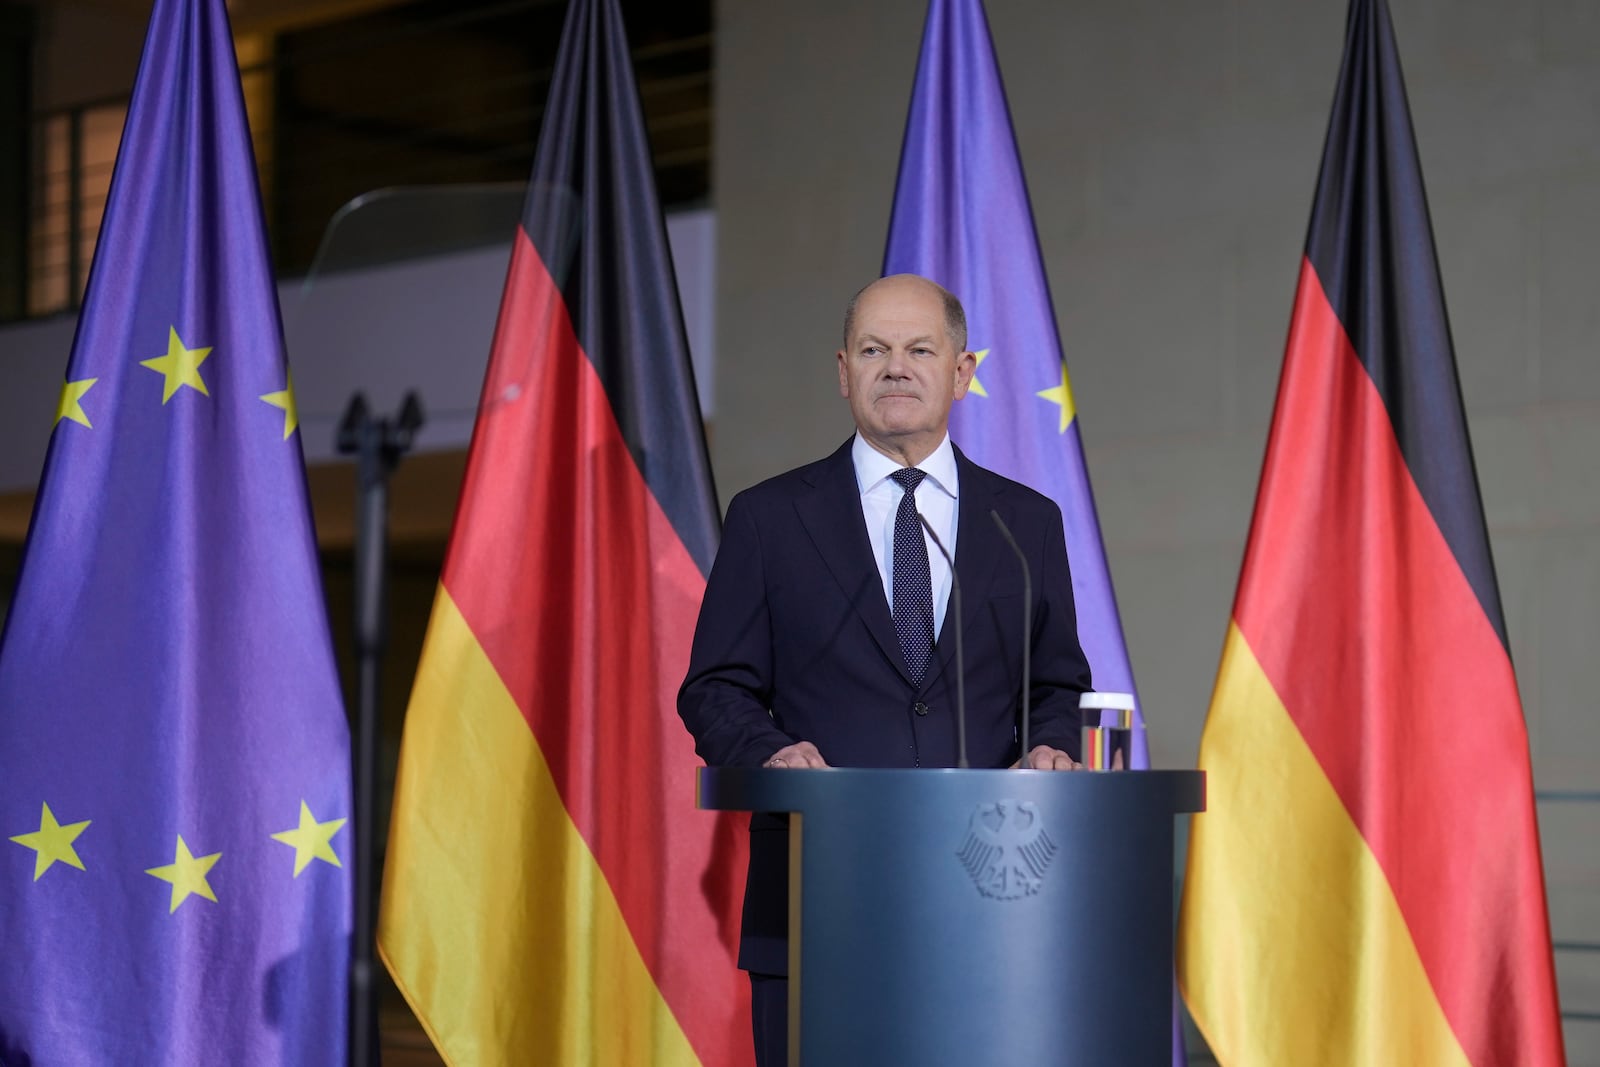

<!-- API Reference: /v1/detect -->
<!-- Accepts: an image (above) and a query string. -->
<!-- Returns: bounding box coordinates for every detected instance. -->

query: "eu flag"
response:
[0,0,351,1062]
[883,0,1146,762]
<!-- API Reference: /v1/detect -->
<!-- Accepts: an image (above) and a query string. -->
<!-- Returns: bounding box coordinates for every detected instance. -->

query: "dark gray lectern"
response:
[699,768,1204,1067]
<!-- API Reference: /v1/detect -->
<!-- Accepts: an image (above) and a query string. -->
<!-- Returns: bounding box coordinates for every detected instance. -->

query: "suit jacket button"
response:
[913,701,929,716]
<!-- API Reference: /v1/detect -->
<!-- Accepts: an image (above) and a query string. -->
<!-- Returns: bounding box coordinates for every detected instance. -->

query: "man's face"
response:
[836,278,974,461]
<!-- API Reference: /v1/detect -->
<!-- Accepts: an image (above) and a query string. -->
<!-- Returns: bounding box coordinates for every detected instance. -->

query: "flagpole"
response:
[337,392,424,1067]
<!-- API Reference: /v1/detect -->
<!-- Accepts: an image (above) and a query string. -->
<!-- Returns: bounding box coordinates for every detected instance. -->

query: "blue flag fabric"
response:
[883,0,1146,764]
[0,0,351,1062]
[883,4,1184,1059]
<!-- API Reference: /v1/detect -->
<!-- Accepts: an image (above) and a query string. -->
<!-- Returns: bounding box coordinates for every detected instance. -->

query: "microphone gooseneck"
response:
[989,510,1032,767]
[915,511,966,769]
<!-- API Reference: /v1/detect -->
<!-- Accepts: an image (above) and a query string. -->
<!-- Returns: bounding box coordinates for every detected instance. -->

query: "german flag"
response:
[1176,2,1565,1064]
[376,0,750,1062]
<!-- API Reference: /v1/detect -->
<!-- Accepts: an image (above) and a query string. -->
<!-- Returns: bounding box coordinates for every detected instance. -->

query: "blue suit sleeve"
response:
[1023,503,1093,758]
[678,492,798,767]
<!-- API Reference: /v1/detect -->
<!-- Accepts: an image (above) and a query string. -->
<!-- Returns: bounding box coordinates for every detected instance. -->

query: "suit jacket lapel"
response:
[926,447,1005,690]
[795,440,913,683]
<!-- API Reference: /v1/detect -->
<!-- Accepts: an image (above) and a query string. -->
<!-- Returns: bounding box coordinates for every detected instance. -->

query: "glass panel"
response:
[285,183,537,463]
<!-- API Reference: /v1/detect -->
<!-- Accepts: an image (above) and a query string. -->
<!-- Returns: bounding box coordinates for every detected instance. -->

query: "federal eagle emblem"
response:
[956,800,1056,900]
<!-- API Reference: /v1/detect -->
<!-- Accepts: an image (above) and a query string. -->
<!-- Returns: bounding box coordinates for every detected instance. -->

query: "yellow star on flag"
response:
[967,348,991,398]
[9,802,90,881]
[259,371,299,440]
[270,801,346,877]
[139,326,212,403]
[1036,361,1077,434]
[145,835,221,913]
[55,378,99,428]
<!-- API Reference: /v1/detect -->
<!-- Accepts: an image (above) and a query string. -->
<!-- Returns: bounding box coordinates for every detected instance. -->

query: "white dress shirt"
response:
[852,432,959,638]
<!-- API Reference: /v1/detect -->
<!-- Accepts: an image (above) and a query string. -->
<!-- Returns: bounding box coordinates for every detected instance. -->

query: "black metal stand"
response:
[336,392,423,1067]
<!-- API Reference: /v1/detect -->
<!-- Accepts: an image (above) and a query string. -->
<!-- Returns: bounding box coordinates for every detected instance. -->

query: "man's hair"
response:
[842,277,968,351]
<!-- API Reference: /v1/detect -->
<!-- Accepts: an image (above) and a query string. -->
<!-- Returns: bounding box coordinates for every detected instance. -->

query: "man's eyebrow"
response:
[856,332,939,347]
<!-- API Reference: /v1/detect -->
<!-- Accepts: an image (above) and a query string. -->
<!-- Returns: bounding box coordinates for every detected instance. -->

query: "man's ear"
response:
[837,350,851,398]
[952,350,977,398]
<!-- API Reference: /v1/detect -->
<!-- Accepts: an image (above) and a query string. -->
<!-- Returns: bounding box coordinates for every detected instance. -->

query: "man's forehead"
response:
[850,295,947,337]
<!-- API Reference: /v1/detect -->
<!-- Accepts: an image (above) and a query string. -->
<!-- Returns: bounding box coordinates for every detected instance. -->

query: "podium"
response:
[699,767,1204,1067]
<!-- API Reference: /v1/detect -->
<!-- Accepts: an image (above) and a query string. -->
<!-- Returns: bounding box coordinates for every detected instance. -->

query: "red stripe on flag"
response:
[1233,258,1563,1067]
[441,225,748,1063]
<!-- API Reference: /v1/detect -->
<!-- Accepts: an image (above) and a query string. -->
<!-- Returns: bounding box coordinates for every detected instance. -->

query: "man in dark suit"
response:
[678,273,1093,1066]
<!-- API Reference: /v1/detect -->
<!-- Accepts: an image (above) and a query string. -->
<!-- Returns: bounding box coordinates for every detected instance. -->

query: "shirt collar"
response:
[851,432,958,500]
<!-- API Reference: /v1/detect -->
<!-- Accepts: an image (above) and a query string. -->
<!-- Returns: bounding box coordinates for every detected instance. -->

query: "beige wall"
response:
[715,0,1600,1059]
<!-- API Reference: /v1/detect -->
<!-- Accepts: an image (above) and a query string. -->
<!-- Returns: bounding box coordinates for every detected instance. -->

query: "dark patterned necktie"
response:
[890,467,935,684]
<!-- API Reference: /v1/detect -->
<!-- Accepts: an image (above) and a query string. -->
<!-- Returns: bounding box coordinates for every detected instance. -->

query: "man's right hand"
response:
[762,741,828,769]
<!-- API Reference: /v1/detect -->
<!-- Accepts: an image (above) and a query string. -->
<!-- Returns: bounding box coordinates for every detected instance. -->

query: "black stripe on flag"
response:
[519,0,721,578]
[1303,0,1507,649]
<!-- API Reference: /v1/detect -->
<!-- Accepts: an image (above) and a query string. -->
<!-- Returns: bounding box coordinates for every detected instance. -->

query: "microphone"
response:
[988,510,1032,767]
[915,511,967,769]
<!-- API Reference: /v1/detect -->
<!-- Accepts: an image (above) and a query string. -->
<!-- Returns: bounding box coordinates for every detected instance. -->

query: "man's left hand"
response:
[1020,745,1081,771]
